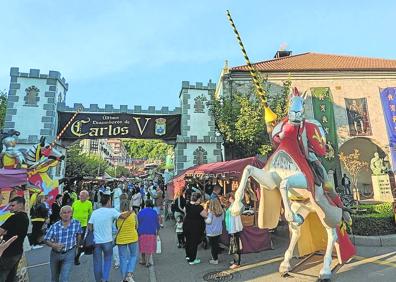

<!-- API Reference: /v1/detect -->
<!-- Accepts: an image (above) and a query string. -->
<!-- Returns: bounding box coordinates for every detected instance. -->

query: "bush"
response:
[349,203,396,236]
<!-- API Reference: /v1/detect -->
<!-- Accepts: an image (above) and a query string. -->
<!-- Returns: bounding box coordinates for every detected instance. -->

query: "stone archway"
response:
[338,137,386,197]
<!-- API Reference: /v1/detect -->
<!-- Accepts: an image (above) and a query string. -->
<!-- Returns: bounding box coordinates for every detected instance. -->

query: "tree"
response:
[123,139,173,161]
[0,90,7,128]
[209,78,290,159]
[106,165,131,178]
[339,149,369,203]
[65,143,110,178]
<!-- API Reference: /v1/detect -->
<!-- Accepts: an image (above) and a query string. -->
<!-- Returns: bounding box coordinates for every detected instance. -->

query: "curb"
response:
[351,234,396,247]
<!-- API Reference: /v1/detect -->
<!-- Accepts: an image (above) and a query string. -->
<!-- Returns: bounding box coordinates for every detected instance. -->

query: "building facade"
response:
[217,52,396,193]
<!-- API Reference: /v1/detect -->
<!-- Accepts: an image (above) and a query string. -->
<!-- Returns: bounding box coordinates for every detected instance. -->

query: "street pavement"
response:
[26,220,396,282]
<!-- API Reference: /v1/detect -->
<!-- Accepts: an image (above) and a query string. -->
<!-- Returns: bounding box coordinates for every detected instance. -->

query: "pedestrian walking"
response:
[152,186,164,228]
[72,190,93,265]
[341,174,351,195]
[137,200,160,267]
[225,193,243,269]
[0,196,29,282]
[44,206,83,282]
[205,198,224,265]
[50,194,63,225]
[183,192,207,265]
[131,188,142,214]
[113,184,123,212]
[172,191,186,220]
[88,194,133,282]
[30,193,49,249]
[115,199,138,282]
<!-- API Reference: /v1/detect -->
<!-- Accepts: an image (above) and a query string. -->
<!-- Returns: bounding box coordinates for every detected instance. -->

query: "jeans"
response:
[0,254,22,282]
[117,242,138,278]
[50,248,75,282]
[93,242,113,282]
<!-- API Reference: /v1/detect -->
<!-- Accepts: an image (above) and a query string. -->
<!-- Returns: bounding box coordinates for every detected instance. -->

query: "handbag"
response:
[156,235,161,254]
[82,229,95,255]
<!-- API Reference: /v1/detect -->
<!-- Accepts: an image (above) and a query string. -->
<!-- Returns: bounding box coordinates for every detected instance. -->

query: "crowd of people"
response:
[0,179,165,282]
[172,184,244,269]
[0,177,247,282]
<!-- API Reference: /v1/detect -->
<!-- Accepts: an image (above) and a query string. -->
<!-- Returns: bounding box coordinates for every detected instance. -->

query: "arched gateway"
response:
[3,67,223,179]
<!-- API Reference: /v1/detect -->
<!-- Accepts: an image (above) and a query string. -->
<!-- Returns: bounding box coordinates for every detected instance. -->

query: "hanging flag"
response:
[311,87,339,172]
[380,87,396,172]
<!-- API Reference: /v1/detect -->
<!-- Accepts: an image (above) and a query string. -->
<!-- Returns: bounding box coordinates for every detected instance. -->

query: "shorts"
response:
[154,207,161,215]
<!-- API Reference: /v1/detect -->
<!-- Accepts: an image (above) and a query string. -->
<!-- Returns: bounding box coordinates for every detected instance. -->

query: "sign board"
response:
[58,112,181,140]
[372,174,394,202]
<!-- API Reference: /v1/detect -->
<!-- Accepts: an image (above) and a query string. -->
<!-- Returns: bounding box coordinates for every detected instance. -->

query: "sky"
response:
[1,0,396,110]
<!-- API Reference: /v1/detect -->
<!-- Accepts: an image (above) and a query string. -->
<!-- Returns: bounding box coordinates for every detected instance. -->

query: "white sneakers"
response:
[31,245,43,250]
[209,259,218,265]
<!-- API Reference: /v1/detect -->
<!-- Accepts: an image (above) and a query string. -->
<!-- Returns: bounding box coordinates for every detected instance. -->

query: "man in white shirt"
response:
[88,194,132,282]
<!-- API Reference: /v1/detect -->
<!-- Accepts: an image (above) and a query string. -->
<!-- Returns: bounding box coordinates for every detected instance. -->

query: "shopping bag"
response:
[156,235,161,254]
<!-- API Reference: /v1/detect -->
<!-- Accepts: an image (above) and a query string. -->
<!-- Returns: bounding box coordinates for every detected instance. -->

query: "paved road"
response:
[26,221,396,282]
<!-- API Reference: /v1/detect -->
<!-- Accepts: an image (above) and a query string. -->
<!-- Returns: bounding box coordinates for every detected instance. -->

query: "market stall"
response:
[169,156,272,253]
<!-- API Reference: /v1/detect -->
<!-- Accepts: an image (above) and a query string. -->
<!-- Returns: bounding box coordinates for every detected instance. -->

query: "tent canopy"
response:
[169,156,266,199]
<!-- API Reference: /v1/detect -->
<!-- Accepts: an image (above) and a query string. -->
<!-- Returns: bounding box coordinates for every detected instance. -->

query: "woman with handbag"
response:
[115,199,138,282]
[88,194,133,282]
[137,199,159,268]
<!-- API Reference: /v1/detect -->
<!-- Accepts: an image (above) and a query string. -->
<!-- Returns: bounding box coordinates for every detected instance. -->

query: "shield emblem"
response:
[155,118,166,136]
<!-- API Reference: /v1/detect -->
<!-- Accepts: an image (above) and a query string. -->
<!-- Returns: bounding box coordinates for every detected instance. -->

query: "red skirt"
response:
[139,234,156,254]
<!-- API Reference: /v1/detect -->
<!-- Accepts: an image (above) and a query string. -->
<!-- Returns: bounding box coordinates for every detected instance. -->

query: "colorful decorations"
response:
[380,87,396,172]
[311,87,339,170]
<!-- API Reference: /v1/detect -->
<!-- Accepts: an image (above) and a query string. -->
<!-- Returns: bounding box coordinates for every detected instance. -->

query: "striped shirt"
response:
[44,219,83,251]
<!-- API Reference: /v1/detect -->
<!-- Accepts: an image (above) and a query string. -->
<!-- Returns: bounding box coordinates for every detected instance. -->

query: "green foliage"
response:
[209,77,291,159]
[349,203,396,236]
[123,139,173,161]
[106,165,131,177]
[0,90,7,128]
[65,143,110,178]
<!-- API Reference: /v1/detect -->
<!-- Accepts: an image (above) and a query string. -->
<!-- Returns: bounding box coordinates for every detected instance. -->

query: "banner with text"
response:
[57,112,181,140]
[380,87,396,173]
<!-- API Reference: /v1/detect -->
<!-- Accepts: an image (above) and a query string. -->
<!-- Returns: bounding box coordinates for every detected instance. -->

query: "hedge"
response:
[349,203,396,236]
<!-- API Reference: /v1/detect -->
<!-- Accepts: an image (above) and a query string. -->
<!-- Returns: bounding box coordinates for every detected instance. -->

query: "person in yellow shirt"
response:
[115,199,138,282]
[72,190,92,265]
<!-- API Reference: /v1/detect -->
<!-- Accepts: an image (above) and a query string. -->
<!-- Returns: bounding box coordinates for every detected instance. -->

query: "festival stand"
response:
[169,156,272,253]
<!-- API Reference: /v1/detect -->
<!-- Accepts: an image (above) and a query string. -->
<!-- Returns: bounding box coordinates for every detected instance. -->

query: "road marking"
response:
[354,254,396,268]
[231,256,284,272]
[26,262,50,269]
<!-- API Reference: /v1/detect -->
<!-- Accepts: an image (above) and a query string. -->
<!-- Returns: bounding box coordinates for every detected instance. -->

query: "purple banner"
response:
[380,88,396,172]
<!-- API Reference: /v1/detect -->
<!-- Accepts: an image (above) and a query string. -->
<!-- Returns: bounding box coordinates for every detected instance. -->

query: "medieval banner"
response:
[344,98,372,136]
[311,87,339,172]
[380,87,396,172]
[57,112,181,140]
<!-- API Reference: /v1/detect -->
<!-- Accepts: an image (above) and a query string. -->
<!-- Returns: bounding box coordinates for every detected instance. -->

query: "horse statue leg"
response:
[319,226,338,280]
[279,173,309,225]
[279,202,311,274]
[231,165,278,216]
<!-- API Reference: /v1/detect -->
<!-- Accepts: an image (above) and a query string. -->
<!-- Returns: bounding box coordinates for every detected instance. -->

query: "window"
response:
[24,86,40,106]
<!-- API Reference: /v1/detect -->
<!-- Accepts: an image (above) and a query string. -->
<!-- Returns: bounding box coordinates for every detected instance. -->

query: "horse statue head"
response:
[25,137,65,169]
[288,87,307,124]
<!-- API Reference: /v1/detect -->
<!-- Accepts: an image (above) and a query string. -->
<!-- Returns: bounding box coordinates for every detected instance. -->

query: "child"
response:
[175,215,184,248]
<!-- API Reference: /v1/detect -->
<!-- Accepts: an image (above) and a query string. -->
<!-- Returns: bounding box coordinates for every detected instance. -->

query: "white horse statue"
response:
[232,87,355,280]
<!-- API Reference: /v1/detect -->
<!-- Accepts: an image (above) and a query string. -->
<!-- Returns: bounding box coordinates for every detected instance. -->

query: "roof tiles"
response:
[231,52,396,72]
